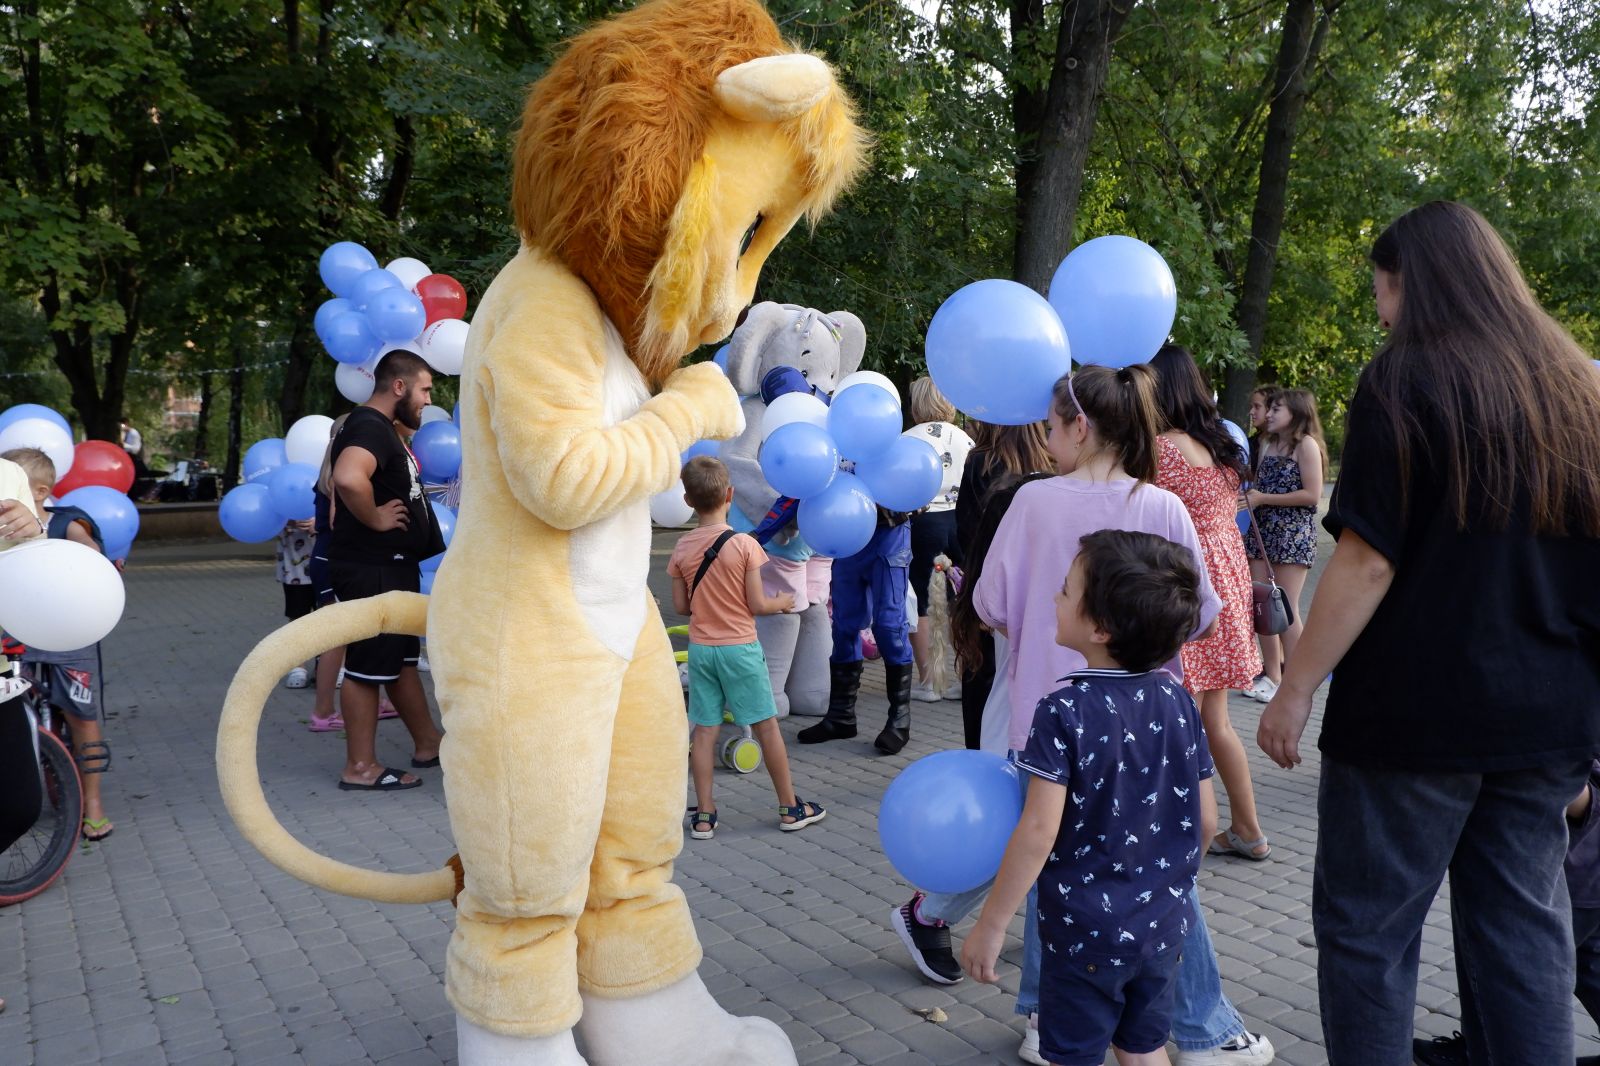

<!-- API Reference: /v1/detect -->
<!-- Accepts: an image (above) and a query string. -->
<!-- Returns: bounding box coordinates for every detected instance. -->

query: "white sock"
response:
[577,973,795,1066]
[457,1015,589,1066]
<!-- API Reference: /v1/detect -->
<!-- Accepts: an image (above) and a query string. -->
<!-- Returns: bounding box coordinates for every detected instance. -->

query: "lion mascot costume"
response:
[215,3,867,1063]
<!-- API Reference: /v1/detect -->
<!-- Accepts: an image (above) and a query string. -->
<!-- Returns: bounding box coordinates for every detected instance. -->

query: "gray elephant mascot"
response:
[721,302,865,717]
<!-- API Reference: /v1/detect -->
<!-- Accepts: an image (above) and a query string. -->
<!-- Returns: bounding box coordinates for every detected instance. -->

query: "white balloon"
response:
[835,371,902,406]
[419,318,470,376]
[0,539,124,651]
[334,356,378,404]
[385,257,432,291]
[0,417,74,483]
[649,481,695,527]
[760,392,831,442]
[419,405,451,426]
[284,414,335,467]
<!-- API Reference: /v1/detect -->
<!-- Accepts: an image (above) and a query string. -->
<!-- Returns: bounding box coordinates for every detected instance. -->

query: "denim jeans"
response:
[1314,756,1588,1066]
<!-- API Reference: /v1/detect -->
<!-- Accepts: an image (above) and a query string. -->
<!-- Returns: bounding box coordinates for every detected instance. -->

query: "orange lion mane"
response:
[512,0,864,387]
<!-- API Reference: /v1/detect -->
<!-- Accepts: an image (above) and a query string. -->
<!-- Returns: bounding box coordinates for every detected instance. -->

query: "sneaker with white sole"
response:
[890,893,963,984]
[1176,1031,1276,1065]
[284,667,309,689]
[418,654,431,673]
[1245,676,1278,703]
[1017,1016,1047,1065]
[910,681,941,703]
[942,682,963,701]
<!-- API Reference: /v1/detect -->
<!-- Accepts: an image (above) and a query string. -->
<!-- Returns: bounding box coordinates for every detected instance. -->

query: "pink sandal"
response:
[308,715,345,733]
[378,697,399,720]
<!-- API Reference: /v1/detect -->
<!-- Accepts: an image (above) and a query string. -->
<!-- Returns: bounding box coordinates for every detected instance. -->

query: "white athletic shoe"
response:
[284,667,309,689]
[1018,1016,1048,1065]
[1245,676,1279,703]
[910,681,941,703]
[1176,1031,1276,1064]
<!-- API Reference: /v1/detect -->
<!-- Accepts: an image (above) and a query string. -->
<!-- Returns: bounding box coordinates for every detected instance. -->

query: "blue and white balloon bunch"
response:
[758,373,943,559]
[315,242,472,403]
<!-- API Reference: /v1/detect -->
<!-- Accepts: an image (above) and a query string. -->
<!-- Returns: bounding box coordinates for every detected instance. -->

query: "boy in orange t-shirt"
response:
[668,456,827,840]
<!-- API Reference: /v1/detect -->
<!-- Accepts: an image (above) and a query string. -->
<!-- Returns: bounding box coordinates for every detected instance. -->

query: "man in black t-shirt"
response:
[329,349,445,791]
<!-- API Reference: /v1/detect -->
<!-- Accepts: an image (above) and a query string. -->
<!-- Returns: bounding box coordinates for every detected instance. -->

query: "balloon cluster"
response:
[0,404,141,560]
[758,373,943,558]
[926,236,1177,424]
[314,242,473,403]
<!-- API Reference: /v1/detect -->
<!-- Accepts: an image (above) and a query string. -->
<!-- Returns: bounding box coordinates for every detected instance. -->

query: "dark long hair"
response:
[1149,344,1247,479]
[1051,364,1162,483]
[1368,201,1600,535]
[953,472,1052,678]
[968,421,1052,484]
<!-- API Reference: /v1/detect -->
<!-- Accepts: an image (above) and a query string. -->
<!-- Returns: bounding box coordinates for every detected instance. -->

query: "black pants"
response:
[959,631,995,751]
[0,691,43,853]
[909,510,961,617]
[1573,907,1600,1028]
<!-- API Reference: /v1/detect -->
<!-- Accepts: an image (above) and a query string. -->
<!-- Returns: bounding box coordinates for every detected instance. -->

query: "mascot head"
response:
[512,0,869,388]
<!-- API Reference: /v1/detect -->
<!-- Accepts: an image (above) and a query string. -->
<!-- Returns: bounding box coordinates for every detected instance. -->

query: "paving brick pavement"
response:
[2,527,1595,1065]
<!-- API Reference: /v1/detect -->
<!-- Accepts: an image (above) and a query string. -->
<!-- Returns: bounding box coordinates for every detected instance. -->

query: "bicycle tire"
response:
[0,727,83,906]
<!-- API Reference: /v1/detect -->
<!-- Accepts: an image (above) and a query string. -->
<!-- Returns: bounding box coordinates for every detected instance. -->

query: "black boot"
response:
[875,661,913,755]
[798,661,862,744]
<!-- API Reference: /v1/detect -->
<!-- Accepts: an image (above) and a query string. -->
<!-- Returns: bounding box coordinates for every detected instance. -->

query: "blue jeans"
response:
[1314,756,1588,1066]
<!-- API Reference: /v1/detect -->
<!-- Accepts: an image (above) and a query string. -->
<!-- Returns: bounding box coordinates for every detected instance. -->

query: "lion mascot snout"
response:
[216,3,866,1064]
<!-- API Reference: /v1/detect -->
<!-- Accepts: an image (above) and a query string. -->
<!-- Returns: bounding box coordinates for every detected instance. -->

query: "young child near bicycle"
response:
[3,447,117,842]
[668,456,826,840]
[961,529,1217,1066]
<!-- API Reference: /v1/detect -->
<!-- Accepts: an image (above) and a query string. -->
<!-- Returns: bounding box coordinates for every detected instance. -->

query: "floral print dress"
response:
[1243,454,1318,567]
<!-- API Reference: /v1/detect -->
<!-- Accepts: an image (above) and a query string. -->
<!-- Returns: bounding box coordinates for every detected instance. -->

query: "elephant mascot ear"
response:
[829,310,867,381]
[725,302,795,397]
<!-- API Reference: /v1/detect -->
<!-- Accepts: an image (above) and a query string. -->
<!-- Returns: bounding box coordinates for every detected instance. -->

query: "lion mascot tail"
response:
[216,592,459,904]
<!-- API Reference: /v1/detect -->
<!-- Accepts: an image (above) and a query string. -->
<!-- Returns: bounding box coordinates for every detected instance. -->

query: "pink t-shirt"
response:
[972,477,1222,751]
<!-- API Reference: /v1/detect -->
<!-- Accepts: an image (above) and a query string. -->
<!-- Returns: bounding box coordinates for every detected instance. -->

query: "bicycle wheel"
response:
[0,727,83,905]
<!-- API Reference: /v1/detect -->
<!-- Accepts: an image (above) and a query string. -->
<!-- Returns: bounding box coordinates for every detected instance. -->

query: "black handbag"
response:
[1242,493,1293,636]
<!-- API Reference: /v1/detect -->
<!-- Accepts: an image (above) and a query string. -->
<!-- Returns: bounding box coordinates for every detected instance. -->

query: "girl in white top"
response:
[904,378,974,702]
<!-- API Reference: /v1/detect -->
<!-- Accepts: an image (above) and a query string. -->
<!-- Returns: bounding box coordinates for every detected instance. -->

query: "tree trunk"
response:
[195,373,215,460]
[224,364,245,489]
[1011,0,1137,295]
[1218,0,1336,422]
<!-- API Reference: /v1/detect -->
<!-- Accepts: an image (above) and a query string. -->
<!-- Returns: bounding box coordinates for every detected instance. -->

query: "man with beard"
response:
[328,348,446,791]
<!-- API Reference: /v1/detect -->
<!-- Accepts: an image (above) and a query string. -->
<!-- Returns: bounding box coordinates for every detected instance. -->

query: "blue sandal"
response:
[778,797,826,832]
[689,810,717,840]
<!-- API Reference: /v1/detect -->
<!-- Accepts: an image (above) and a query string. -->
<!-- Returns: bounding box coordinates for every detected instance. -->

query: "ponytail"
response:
[1051,364,1162,483]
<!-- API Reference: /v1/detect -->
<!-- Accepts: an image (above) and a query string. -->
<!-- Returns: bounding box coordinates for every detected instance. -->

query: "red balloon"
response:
[54,440,135,495]
[414,273,468,326]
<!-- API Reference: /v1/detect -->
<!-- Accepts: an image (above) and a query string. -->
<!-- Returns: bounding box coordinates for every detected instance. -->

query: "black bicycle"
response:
[0,665,83,906]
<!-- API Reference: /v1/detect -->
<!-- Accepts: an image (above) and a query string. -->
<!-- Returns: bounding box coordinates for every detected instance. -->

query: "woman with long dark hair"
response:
[1260,201,1600,1065]
[1150,344,1269,861]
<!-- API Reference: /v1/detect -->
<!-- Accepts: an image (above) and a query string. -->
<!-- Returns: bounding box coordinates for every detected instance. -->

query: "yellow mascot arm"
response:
[481,304,741,532]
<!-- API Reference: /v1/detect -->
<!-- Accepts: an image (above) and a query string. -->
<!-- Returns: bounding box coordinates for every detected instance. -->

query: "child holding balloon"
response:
[961,529,1217,1066]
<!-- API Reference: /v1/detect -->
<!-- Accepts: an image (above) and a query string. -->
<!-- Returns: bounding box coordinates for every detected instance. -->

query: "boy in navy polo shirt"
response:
[962,529,1216,1066]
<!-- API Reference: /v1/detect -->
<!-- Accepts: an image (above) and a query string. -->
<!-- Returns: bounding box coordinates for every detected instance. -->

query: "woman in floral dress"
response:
[1151,345,1270,861]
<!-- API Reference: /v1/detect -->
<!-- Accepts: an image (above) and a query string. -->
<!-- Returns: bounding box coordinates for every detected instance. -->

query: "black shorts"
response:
[283,583,317,621]
[329,560,421,684]
[309,554,335,608]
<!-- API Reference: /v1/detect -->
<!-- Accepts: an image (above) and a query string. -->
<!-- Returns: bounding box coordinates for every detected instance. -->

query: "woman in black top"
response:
[1259,201,1600,1066]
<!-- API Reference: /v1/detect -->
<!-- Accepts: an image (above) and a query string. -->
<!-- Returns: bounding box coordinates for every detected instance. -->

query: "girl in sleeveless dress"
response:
[1152,345,1270,861]
[1243,388,1326,702]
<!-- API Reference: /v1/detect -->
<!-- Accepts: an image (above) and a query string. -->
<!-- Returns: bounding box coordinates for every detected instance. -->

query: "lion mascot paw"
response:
[216,2,866,1064]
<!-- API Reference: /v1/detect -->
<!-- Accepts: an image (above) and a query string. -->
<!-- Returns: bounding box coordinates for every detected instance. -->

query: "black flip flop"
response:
[411,755,440,769]
[338,767,422,791]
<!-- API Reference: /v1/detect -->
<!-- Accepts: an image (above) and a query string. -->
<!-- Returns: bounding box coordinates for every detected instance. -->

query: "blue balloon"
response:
[827,383,902,460]
[1236,508,1252,538]
[0,404,71,438]
[103,540,132,562]
[759,423,839,499]
[681,439,721,464]
[243,438,287,483]
[219,483,284,543]
[314,297,355,341]
[420,552,444,573]
[319,242,379,298]
[348,268,403,312]
[365,287,427,343]
[713,346,731,374]
[412,421,461,483]
[1048,235,1176,369]
[926,280,1072,425]
[420,569,436,596]
[266,462,318,521]
[879,750,1023,894]
[321,310,380,365]
[432,503,455,547]
[858,435,942,512]
[797,472,876,558]
[57,485,140,550]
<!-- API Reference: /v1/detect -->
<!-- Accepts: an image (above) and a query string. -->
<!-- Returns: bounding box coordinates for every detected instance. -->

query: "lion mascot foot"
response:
[458,1016,590,1066]
[577,973,797,1066]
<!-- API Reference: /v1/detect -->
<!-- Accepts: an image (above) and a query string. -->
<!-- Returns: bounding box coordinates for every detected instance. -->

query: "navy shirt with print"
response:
[1018,669,1214,966]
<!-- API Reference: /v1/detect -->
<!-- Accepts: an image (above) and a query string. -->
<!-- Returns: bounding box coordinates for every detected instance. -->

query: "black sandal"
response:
[689,810,718,839]
[779,798,827,832]
[338,767,422,791]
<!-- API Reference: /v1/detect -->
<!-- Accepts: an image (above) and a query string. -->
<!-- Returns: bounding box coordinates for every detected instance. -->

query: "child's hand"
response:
[773,592,796,614]
[959,920,1006,984]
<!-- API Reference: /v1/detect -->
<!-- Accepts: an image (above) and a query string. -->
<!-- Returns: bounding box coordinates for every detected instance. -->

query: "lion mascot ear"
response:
[713,54,832,120]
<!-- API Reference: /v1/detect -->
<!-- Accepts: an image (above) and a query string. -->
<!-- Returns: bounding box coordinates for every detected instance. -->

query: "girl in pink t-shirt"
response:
[973,365,1221,755]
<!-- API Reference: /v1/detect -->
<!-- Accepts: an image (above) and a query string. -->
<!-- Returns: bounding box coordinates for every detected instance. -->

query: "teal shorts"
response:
[686,641,777,728]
